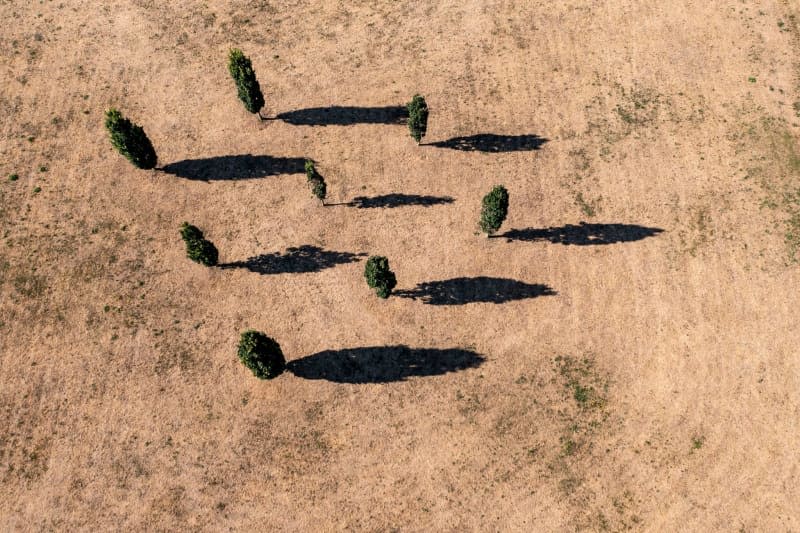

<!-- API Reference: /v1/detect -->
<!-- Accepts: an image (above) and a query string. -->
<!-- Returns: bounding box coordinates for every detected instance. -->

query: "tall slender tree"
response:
[311,175,327,205]
[104,109,157,169]
[180,222,219,266]
[228,48,265,118]
[364,256,397,298]
[304,160,327,205]
[407,95,429,144]
[479,185,509,235]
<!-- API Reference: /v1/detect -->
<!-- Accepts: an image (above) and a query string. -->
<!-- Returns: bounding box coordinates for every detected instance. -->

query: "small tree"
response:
[228,48,265,118]
[237,330,285,379]
[105,109,157,169]
[304,159,317,182]
[407,94,429,144]
[479,185,509,235]
[304,160,326,205]
[364,256,397,298]
[311,175,327,205]
[180,222,219,266]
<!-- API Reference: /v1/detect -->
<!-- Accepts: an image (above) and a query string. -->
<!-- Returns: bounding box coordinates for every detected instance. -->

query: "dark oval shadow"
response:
[351,194,455,209]
[427,134,548,152]
[287,345,485,383]
[161,154,306,181]
[275,106,408,126]
[501,223,664,245]
[219,245,365,274]
[395,277,556,305]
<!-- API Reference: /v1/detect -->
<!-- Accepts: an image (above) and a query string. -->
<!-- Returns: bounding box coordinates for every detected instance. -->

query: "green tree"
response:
[237,330,286,379]
[407,94,429,144]
[305,160,327,205]
[228,48,265,117]
[304,160,317,182]
[311,176,327,205]
[479,185,509,235]
[180,222,219,266]
[364,256,397,298]
[105,109,157,169]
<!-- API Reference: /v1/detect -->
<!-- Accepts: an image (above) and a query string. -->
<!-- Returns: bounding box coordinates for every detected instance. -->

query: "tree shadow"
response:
[287,345,485,383]
[427,134,548,152]
[500,223,664,245]
[160,154,306,181]
[275,106,408,126]
[219,245,365,274]
[396,277,556,305]
[350,193,455,209]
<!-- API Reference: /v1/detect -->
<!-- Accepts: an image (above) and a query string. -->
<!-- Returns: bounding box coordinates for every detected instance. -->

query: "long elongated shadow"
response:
[160,154,306,181]
[275,106,408,126]
[427,134,548,152]
[396,277,556,305]
[350,194,455,209]
[287,345,485,383]
[500,223,664,245]
[219,245,365,274]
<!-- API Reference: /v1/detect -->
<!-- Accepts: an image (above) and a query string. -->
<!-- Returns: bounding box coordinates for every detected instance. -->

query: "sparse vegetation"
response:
[364,256,397,298]
[104,109,157,169]
[729,115,800,261]
[3,5,796,530]
[228,48,265,117]
[180,222,218,267]
[479,185,509,235]
[237,330,285,379]
[407,94,429,144]
[575,192,601,217]
[573,383,591,405]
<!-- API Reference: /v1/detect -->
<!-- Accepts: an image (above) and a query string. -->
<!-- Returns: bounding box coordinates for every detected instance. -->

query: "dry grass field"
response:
[2,0,800,531]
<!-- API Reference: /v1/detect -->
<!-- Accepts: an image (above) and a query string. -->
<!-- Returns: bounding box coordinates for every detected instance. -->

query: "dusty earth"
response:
[2,0,800,531]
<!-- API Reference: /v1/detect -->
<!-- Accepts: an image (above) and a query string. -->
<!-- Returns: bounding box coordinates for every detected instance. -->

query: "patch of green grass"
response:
[615,106,635,124]
[13,273,46,298]
[32,186,41,194]
[613,86,662,127]
[573,384,591,405]
[748,77,757,83]
[692,436,705,450]
[575,192,601,217]
[556,355,608,410]
[559,476,581,495]
[561,438,577,456]
[785,210,800,260]
[745,120,800,261]
[685,205,712,257]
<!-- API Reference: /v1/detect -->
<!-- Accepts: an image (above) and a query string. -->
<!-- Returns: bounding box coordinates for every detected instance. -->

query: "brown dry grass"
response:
[1,1,799,531]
